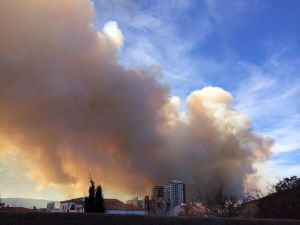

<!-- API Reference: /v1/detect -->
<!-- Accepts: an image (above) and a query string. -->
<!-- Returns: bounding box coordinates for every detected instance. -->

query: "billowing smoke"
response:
[0,0,273,199]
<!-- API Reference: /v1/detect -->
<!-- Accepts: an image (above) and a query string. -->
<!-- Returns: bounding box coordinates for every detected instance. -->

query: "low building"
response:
[126,196,144,208]
[105,198,147,215]
[60,198,84,213]
[46,201,60,213]
[58,197,147,215]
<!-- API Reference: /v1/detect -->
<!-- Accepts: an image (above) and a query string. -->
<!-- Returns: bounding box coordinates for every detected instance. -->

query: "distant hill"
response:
[1,198,59,209]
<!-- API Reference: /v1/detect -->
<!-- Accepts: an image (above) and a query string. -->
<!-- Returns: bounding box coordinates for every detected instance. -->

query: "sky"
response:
[0,0,299,201]
[93,0,300,188]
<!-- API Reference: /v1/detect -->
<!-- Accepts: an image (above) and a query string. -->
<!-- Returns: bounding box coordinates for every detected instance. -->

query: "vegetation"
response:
[84,177,105,213]
[273,176,300,193]
[205,183,238,217]
[195,176,300,219]
[240,176,300,219]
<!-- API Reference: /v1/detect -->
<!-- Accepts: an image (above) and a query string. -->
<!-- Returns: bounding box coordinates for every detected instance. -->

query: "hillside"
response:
[1,198,57,209]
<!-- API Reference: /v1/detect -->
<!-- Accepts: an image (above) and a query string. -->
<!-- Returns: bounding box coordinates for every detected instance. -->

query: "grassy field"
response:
[0,213,300,225]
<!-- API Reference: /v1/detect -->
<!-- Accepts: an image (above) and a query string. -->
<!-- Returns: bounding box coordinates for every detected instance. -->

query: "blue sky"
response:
[94,0,300,188]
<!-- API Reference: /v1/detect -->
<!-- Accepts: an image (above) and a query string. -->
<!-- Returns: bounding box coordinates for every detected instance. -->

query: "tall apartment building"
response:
[152,185,164,200]
[152,185,165,214]
[164,180,186,207]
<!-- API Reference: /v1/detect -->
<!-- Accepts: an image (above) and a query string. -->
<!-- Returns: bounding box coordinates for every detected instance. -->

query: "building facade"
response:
[164,180,186,208]
[58,197,147,215]
[126,196,144,208]
[151,180,186,214]
[46,201,60,213]
[60,198,85,213]
[152,185,164,200]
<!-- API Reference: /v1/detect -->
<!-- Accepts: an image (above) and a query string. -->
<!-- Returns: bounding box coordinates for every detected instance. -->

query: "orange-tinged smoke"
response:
[0,0,273,199]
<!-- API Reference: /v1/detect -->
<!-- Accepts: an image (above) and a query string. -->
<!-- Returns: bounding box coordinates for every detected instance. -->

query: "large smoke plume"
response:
[0,0,273,199]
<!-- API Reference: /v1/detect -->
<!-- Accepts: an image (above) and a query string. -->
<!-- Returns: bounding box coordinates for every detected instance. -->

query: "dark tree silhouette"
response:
[274,176,300,193]
[240,176,300,219]
[84,177,105,213]
[205,183,238,217]
[95,185,105,213]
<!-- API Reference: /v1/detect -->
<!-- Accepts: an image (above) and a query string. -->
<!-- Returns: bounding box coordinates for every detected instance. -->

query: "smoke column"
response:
[0,0,273,199]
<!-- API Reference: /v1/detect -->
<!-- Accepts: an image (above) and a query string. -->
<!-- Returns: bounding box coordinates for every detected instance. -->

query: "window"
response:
[70,203,75,210]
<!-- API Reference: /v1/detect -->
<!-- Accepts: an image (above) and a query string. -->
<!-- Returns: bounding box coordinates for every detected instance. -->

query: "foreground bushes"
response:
[0,213,300,225]
[239,186,300,219]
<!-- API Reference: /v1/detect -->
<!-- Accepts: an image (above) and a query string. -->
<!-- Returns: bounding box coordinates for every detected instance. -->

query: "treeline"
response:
[84,177,105,213]
[194,176,300,219]
[243,176,300,219]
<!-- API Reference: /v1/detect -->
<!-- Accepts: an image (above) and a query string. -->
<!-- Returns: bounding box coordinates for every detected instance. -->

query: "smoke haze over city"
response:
[0,0,299,201]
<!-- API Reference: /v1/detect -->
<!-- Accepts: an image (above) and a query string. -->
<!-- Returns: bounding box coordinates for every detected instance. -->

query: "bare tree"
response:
[214,183,227,216]
[205,183,238,217]
[193,185,202,203]
[226,194,238,217]
[243,188,265,203]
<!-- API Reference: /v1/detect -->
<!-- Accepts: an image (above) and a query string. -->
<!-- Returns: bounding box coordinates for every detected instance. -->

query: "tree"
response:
[205,183,239,217]
[193,185,202,203]
[274,176,300,193]
[84,177,95,212]
[240,176,300,219]
[95,185,105,213]
[243,188,265,202]
[226,195,238,217]
[84,177,105,213]
[213,183,227,216]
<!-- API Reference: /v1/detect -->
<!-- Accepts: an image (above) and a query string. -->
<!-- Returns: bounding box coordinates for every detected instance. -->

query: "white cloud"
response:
[252,159,300,194]
[231,48,300,190]
[102,21,124,49]
[234,63,300,154]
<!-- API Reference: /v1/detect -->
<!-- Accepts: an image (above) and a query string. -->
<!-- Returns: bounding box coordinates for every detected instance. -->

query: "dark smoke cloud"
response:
[0,0,273,199]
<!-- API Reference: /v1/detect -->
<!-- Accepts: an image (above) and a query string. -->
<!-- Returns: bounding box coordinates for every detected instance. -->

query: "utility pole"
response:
[0,186,2,204]
[0,186,2,208]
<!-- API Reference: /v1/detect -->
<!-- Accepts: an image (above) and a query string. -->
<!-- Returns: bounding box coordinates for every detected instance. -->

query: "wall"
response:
[106,210,147,215]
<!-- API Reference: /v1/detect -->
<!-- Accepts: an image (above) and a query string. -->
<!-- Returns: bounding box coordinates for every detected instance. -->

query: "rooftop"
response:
[60,197,84,204]
[59,198,145,211]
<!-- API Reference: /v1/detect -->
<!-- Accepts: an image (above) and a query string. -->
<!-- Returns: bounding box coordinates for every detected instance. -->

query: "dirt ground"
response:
[1,213,300,225]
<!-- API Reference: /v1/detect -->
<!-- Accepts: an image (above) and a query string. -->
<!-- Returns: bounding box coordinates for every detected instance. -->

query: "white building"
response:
[58,197,147,215]
[60,198,85,213]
